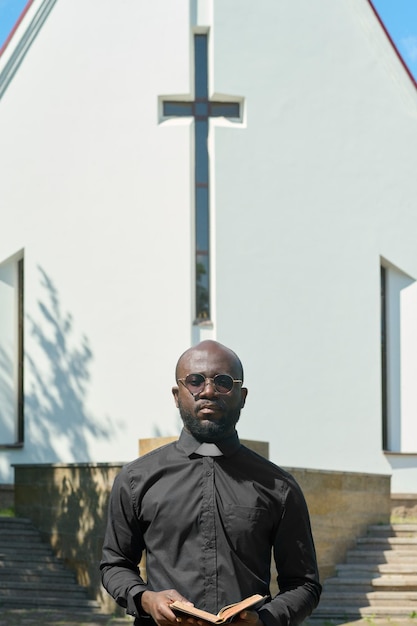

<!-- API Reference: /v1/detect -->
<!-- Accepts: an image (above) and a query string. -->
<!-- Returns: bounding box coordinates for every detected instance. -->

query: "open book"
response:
[170,593,267,624]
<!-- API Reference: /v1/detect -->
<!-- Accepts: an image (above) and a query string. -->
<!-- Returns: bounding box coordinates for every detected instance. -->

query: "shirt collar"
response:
[178,428,241,458]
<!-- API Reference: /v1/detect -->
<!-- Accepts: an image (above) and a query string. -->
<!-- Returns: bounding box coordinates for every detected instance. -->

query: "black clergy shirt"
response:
[100,429,321,626]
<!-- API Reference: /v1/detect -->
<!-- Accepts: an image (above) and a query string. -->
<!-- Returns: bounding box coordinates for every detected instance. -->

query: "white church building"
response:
[1,0,417,494]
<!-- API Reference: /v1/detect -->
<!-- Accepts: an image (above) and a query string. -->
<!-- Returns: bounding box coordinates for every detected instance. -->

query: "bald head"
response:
[173,340,247,442]
[175,340,244,382]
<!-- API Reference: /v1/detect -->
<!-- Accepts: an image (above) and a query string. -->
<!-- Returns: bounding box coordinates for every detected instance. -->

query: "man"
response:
[100,340,321,626]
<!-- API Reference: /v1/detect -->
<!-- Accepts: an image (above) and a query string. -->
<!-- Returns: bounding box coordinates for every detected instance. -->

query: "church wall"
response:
[0,0,199,482]
[0,0,417,491]
[210,0,417,490]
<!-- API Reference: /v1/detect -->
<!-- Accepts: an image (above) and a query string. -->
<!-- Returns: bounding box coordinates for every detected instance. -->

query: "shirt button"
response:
[206,471,211,476]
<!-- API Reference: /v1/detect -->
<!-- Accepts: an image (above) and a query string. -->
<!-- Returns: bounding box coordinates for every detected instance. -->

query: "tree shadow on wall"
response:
[15,266,123,608]
[48,464,121,609]
[25,266,117,462]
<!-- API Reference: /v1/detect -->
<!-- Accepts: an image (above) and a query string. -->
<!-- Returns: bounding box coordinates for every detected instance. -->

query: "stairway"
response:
[0,516,100,610]
[312,523,417,619]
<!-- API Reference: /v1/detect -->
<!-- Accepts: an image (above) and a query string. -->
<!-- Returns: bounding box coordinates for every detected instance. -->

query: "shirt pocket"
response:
[223,505,271,552]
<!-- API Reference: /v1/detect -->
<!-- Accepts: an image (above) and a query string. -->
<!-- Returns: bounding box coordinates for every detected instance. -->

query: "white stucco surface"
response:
[0,0,416,491]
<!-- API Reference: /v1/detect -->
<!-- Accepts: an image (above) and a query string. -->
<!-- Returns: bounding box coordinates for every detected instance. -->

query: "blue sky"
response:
[0,0,416,82]
[0,0,28,50]
[372,0,417,82]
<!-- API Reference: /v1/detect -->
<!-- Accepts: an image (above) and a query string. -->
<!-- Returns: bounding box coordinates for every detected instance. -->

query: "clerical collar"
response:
[178,428,241,458]
[195,442,223,456]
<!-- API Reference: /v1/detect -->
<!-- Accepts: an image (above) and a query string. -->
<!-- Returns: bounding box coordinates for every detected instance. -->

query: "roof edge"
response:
[0,0,58,99]
[367,0,417,91]
[0,0,36,58]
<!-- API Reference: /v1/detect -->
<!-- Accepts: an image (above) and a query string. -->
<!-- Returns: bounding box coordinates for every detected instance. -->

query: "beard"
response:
[178,401,241,442]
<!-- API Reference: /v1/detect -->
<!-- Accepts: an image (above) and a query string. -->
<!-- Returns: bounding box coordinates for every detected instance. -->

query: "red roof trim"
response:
[0,0,415,91]
[0,0,36,58]
[367,0,417,90]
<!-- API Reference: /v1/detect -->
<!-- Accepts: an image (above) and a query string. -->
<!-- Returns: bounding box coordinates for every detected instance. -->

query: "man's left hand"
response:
[233,610,263,626]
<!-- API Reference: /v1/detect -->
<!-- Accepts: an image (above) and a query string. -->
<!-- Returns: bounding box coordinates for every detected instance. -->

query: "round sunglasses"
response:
[178,373,243,396]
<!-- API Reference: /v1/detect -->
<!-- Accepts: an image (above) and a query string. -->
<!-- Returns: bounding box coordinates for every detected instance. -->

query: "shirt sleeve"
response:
[257,477,322,626]
[100,466,148,618]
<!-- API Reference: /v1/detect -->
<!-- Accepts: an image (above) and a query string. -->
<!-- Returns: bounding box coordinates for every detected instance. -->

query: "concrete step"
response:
[0,528,51,541]
[0,516,97,610]
[317,590,417,607]
[0,595,100,610]
[0,581,89,594]
[356,536,417,550]
[336,562,417,574]
[311,604,417,618]
[316,521,417,620]
[0,551,64,563]
[0,568,75,581]
[0,517,33,527]
[367,524,417,537]
[0,527,44,538]
[324,575,417,592]
[347,549,417,562]
[0,541,54,553]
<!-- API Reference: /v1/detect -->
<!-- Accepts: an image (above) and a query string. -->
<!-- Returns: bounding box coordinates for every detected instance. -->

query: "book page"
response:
[218,595,266,621]
[170,602,221,623]
[171,594,267,624]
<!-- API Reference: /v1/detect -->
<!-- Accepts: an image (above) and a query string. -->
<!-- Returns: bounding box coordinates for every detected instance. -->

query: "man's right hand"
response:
[141,589,194,626]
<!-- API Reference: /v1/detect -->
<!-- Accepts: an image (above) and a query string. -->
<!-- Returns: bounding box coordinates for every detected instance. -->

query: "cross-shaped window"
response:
[161,33,243,323]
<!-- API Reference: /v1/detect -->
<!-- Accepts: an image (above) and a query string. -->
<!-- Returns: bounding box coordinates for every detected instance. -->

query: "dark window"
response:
[17,257,24,443]
[380,265,388,450]
[163,102,193,116]
[0,255,24,448]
